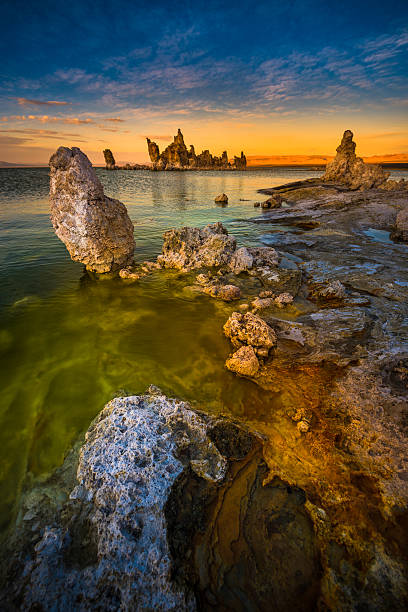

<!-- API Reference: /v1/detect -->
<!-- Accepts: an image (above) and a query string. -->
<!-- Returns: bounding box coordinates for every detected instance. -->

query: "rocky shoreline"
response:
[1,132,408,610]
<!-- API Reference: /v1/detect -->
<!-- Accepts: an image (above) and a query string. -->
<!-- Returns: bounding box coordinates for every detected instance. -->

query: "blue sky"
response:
[1,0,407,162]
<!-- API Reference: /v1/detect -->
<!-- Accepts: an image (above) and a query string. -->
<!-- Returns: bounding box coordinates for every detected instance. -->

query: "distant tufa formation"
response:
[147,129,247,170]
[323,130,389,190]
[103,149,116,170]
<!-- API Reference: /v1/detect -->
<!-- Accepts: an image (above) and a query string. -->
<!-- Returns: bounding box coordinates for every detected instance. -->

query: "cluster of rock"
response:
[147,129,247,171]
[323,130,398,190]
[49,147,135,274]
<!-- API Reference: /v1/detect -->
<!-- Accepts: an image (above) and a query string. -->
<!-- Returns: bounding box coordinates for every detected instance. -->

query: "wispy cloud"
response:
[16,97,70,107]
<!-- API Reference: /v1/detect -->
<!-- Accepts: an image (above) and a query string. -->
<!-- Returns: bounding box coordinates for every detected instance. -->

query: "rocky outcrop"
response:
[0,388,324,612]
[323,130,389,190]
[146,129,247,171]
[49,147,135,273]
[158,222,236,271]
[103,148,116,170]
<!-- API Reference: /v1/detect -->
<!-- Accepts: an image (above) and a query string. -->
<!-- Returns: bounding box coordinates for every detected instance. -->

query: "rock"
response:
[215,193,228,203]
[254,201,261,207]
[323,130,389,190]
[223,311,277,356]
[261,195,283,209]
[309,280,346,303]
[234,151,247,170]
[226,345,260,377]
[158,222,236,271]
[297,420,310,434]
[49,147,135,273]
[202,284,241,301]
[390,208,408,242]
[119,267,143,281]
[252,297,274,310]
[103,148,116,170]
[146,130,246,171]
[259,290,275,298]
[229,247,254,274]
[274,292,294,308]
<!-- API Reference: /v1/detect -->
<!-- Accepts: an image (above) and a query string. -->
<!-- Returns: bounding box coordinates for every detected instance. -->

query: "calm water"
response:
[0,166,406,530]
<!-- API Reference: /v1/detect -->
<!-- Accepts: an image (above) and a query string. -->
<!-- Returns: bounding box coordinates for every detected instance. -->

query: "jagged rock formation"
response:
[146,129,247,170]
[103,148,116,170]
[49,147,135,273]
[323,130,389,190]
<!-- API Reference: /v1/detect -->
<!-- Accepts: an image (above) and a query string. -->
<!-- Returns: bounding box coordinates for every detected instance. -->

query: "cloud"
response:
[106,117,124,122]
[16,97,70,106]
[0,128,86,141]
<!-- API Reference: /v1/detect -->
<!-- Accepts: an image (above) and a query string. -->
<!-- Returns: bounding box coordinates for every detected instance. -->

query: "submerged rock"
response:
[49,147,135,273]
[323,130,389,190]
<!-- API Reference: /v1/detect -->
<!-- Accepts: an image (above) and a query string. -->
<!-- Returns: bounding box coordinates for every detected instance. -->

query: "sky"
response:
[0,0,407,164]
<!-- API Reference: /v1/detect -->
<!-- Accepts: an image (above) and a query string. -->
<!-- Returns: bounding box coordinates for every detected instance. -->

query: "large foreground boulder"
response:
[0,388,322,611]
[49,147,135,273]
[323,130,389,190]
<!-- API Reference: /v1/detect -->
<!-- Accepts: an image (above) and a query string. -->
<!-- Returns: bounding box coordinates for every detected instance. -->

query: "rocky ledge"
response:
[147,129,247,170]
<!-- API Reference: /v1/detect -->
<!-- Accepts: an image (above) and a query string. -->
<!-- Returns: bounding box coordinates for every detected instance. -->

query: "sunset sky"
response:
[1,0,408,164]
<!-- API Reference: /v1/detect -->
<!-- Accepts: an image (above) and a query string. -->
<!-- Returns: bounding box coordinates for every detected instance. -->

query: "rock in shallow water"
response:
[49,146,135,273]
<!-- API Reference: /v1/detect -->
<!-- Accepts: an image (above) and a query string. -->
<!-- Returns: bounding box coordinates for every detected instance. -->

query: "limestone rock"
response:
[226,345,259,377]
[274,292,294,308]
[229,247,254,274]
[223,311,277,356]
[261,195,282,209]
[202,283,241,301]
[103,148,116,170]
[215,193,228,203]
[309,280,346,303]
[146,130,246,171]
[158,222,236,271]
[323,130,389,190]
[390,208,408,242]
[49,147,135,273]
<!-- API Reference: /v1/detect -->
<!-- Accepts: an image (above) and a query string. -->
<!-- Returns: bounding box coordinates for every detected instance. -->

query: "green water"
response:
[1,165,406,531]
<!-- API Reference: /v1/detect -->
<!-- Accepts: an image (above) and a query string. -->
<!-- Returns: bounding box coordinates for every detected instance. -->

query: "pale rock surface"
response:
[158,222,236,271]
[49,147,135,273]
[229,247,254,274]
[1,389,229,611]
